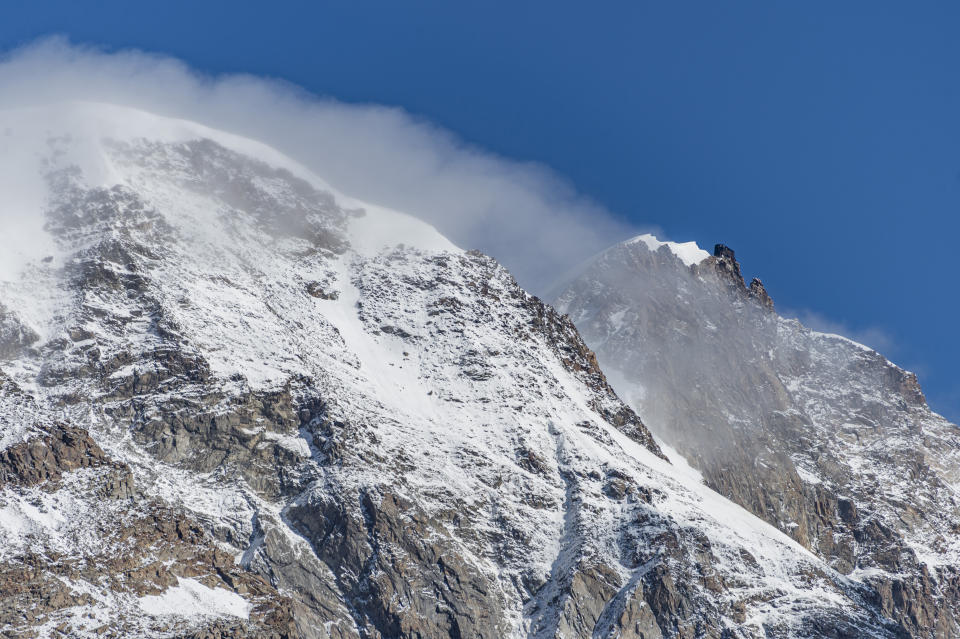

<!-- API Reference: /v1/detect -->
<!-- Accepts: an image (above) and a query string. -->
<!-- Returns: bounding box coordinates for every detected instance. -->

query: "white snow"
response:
[344,199,458,257]
[138,577,251,619]
[627,233,710,266]
[0,491,67,555]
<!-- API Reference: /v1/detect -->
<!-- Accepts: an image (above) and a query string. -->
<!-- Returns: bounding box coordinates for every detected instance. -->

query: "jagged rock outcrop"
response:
[697,244,774,311]
[0,424,123,490]
[748,278,774,310]
[554,235,960,638]
[705,244,746,290]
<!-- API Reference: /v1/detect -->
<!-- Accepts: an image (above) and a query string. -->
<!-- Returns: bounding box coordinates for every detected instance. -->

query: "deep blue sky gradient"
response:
[2,1,959,420]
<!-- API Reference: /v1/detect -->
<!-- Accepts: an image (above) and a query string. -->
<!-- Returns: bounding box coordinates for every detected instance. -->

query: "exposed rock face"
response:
[713,244,736,262]
[748,278,774,310]
[0,424,104,485]
[0,103,934,638]
[0,425,296,638]
[703,245,773,312]
[709,244,746,290]
[554,236,960,638]
[286,488,506,639]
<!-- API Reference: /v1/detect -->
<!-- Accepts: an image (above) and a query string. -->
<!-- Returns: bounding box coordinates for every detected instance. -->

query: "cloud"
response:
[925,380,960,422]
[779,307,896,355]
[0,36,650,292]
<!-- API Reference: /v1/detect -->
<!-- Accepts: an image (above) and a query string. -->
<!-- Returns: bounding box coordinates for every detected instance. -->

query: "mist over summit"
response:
[0,38,648,294]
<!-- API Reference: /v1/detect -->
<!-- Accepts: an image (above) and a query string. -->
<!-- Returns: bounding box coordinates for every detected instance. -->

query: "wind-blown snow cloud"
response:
[0,121,57,279]
[0,37,651,291]
[779,308,896,355]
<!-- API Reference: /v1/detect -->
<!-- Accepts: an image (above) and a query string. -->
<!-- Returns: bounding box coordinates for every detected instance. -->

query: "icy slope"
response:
[554,235,960,638]
[0,102,904,638]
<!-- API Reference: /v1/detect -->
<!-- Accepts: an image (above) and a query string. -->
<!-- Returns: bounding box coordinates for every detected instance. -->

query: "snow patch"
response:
[138,577,251,619]
[627,233,710,266]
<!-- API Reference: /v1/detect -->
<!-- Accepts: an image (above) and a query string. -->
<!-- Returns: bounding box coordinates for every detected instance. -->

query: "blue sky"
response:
[2,1,959,421]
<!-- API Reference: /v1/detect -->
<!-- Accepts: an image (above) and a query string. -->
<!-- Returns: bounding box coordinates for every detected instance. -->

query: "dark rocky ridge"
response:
[702,244,774,311]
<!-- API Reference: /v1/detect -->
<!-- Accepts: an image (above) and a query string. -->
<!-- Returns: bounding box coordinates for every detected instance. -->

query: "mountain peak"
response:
[707,242,746,290]
[0,100,458,282]
[692,242,775,310]
[712,243,736,261]
[553,232,960,637]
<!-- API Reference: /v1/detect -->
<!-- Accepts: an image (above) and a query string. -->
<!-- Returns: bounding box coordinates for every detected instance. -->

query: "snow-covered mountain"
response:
[554,236,960,638]
[0,102,944,638]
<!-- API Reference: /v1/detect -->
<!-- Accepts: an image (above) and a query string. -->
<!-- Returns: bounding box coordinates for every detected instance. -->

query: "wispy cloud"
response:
[779,307,896,356]
[0,37,655,291]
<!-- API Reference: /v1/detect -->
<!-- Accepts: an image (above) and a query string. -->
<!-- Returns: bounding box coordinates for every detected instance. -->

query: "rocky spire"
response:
[703,244,774,311]
[711,244,746,289]
[748,277,774,311]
